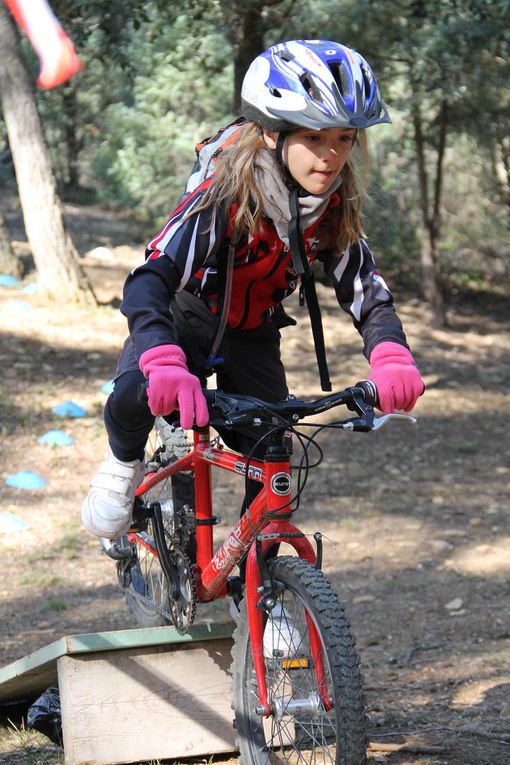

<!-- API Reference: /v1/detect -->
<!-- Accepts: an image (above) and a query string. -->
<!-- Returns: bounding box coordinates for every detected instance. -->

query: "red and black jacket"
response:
[121,177,408,363]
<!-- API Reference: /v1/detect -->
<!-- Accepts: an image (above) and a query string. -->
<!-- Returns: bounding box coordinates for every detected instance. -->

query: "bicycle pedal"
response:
[99,537,134,561]
[227,575,244,607]
[128,515,151,531]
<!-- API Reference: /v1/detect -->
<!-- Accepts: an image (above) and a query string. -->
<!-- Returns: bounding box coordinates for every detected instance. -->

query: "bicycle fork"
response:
[244,458,331,716]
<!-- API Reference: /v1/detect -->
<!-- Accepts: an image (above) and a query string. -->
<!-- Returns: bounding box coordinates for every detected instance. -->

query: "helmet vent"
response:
[278,50,295,63]
[329,63,350,97]
[299,74,323,103]
[360,65,372,99]
[270,87,282,98]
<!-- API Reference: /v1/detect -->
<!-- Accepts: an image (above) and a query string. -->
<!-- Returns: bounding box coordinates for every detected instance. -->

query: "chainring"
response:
[167,547,196,634]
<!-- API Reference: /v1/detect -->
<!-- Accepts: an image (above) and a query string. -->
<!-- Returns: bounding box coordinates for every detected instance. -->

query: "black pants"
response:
[104,292,289,462]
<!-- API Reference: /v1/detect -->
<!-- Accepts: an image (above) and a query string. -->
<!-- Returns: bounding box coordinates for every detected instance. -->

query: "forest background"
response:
[0,2,510,764]
[0,0,509,325]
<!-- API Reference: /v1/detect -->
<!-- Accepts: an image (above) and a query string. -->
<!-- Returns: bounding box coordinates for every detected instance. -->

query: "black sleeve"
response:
[325,240,408,359]
[121,257,182,361]
[120,185,228,363]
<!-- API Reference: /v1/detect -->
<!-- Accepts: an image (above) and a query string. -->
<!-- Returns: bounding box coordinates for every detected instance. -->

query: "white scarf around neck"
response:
[253,148,342,245]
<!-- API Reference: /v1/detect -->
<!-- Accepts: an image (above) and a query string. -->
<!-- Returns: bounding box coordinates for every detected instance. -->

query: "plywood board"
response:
[59,638,237,765]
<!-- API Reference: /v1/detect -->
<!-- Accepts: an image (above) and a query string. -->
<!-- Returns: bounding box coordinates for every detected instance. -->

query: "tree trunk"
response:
[419,233,445,327]
[492,133,510,221]
[0,4,95,304]
[412,106,446,328]
[221,0,289,112]
[220,0,266,113]
[0,206,23,278]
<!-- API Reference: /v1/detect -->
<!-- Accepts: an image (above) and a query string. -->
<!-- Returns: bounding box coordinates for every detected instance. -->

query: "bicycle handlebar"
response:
[138,380,415,433]
[203,381,378,432]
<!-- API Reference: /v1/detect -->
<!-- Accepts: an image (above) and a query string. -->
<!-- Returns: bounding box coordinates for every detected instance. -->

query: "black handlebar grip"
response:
[355,380,379,407]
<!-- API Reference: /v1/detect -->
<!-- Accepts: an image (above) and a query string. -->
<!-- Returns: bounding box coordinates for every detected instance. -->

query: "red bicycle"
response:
[101,383,415,765]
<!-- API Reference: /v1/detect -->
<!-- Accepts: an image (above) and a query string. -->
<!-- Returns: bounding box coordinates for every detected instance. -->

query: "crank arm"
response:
[151,501,180,599]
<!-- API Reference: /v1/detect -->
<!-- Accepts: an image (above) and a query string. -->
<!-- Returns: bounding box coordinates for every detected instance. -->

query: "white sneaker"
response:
[82,450,144,539]
[264,603,302,658]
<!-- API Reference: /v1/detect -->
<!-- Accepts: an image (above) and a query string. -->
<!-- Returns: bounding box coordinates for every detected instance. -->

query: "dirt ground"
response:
[0,202,509,765]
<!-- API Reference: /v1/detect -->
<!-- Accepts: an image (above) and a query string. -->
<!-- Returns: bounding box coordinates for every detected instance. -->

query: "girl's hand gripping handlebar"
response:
[367,341,424,413]
[139,344,209,429]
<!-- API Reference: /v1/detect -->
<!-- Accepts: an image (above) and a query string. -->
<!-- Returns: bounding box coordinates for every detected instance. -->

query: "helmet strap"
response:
[288,186,332,392]
[275,131,287,167]
[265,134,332,391]
[274,131,302,193]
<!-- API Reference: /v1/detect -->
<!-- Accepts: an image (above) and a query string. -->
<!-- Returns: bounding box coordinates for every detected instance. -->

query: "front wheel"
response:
[231,556,367,765]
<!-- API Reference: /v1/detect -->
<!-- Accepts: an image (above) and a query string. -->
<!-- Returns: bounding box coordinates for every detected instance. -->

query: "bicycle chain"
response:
[124,584,175,623]
[122,549,197,634]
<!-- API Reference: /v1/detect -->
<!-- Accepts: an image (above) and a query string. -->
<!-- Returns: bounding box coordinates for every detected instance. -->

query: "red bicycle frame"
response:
[134,425,327,714]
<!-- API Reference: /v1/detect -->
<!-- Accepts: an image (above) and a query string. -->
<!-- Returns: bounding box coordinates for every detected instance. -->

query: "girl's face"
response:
[263,127,357,195]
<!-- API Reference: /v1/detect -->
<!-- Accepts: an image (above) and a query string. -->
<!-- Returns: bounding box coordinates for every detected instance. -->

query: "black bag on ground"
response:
[27,685,62,746]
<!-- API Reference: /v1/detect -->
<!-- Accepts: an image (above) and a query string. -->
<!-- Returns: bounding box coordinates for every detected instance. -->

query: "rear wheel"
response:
[119,419,195,628]
[121,505,173,627]
[231,556,367,765]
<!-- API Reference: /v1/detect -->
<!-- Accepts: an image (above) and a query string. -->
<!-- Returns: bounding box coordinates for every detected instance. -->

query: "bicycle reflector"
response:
[280,658,310,670]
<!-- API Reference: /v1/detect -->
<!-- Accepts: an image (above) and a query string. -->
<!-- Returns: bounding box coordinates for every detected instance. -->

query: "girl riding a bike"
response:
[82,39,424,540]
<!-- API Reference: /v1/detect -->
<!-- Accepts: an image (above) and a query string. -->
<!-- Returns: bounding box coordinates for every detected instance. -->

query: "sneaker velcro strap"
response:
[90,462,138,494]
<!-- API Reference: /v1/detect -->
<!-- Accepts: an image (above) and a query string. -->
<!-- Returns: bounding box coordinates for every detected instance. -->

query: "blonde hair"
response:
[189,121,370,251]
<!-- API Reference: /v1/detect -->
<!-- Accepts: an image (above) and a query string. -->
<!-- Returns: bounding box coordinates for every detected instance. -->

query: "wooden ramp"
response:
[0,622,237,765]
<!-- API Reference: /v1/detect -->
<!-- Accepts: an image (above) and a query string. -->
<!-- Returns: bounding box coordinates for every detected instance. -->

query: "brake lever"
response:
[224,412,259,427]
[372,413,417,430]
[208,406,259,429]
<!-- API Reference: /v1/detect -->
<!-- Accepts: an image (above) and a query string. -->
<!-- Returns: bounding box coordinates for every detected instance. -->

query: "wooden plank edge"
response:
[0,621,234,704]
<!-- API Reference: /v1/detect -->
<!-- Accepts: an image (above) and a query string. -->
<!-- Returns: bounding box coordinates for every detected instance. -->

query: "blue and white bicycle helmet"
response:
[241,39,390,131]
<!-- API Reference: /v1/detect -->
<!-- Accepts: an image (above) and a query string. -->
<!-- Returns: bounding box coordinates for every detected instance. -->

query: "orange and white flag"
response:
[4,0,83,88]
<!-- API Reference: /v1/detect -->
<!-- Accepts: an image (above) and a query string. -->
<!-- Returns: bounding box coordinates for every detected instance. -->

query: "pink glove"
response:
[368,341,424,413]
[139,344,209,429]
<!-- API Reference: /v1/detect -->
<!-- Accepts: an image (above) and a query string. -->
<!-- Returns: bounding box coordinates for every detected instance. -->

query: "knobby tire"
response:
[231,556,367,765]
